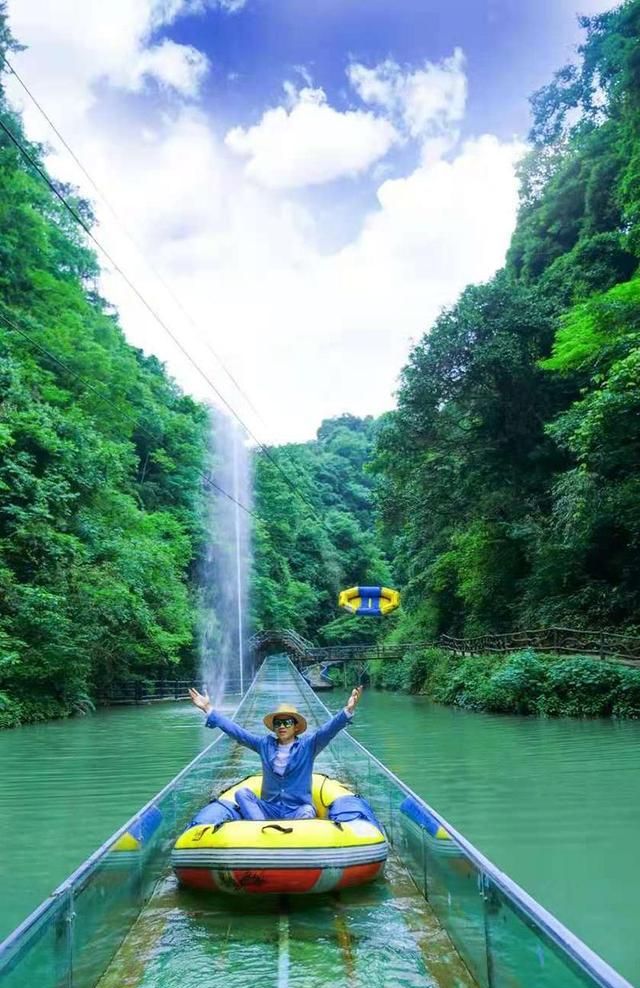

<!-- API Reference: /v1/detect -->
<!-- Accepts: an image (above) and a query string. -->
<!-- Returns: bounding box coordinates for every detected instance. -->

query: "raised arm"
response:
[189,687,261,753]
[311,687,362,755]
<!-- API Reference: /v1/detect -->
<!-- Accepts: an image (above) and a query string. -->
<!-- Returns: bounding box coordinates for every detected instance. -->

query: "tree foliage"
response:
[0,11,209,725]
[257,3,640,651]
[371,0,640,638]
[252,415,391,644]
[371,647,640,719]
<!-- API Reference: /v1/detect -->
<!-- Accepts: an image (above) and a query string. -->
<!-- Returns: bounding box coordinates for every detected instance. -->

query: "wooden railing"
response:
[96,679,194,705]
[96,625,640,705]
[248,630,429,665]
[249,626,640,667]
[248,629,317,663]
[439,627,640,664]
[305,642,417,663]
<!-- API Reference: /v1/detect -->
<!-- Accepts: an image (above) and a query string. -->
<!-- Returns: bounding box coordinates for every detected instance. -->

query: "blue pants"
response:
[235,787,316,821]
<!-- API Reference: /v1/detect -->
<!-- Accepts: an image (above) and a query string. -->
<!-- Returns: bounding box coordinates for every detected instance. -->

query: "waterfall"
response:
[198,408,252,705]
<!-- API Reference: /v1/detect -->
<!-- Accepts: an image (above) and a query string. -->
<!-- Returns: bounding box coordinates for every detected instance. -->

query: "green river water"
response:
[0,689,638,985]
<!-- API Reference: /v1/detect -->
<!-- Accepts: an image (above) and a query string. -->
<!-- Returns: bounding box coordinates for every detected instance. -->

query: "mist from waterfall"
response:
[198,408,252,706]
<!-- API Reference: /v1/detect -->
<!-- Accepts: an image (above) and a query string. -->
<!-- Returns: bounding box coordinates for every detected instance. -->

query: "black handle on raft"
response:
[261,824,294,834]
[192,826,210,842]
[319,775,333,808]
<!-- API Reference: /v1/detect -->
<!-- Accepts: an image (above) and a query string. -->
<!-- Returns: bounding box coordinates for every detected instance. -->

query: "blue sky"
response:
[168,0,600,136]
[6,0,615,443]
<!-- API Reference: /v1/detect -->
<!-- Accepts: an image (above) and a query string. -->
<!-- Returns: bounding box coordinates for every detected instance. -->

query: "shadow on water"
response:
[331,689,640,985]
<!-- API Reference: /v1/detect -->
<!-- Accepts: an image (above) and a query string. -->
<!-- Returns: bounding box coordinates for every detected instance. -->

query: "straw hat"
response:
[263,703,308,735]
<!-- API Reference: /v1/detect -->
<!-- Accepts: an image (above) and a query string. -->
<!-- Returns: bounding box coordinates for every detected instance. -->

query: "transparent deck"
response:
[0,657,632,988]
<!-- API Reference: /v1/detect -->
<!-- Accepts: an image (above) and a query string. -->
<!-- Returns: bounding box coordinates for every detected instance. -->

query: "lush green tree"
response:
[371,1,640,639]
[0,10,210,725]
[252,416,392,644]
[523,278,640,626]
[372,274,573,636]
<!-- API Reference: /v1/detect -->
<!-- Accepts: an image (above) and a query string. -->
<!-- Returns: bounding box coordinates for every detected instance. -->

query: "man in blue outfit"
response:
[188,685,362,821]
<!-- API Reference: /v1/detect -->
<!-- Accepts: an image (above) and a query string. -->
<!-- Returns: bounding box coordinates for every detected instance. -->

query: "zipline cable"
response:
[0,109,319,520]
[0,305,259,519]
[0,54,268,432]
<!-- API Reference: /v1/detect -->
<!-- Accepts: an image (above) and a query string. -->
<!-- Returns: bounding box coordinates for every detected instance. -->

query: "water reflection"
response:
[333,690,640,984]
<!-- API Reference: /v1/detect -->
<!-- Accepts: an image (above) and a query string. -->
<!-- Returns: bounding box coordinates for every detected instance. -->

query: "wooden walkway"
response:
[100,625,640,704]
[249,626,640,666]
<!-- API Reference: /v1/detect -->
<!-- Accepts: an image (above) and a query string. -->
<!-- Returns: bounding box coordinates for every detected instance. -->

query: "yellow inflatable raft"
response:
[171,774,387,895]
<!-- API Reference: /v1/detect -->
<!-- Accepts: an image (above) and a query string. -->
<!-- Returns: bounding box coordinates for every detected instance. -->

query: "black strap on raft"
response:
[192,826,210,842]
[319,774,333,808]
[261,824,294,834]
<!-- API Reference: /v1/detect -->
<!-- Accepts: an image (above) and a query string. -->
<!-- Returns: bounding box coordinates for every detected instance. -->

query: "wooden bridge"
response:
[249,626,640,667]
[247,629,418,666]
[101,625,640,704]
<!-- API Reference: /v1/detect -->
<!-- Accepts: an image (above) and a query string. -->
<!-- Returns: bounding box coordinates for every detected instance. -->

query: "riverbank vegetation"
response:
[369,649,640,718]
[0,15,209,727]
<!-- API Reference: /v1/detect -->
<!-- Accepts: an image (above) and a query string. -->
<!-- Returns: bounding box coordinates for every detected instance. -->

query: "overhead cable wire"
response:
[0,305,258,519]
[0,54,268,431]
[0,107,320,520]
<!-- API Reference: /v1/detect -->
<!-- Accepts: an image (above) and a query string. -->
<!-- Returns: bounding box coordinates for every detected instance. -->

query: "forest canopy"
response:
[252,414,392,646]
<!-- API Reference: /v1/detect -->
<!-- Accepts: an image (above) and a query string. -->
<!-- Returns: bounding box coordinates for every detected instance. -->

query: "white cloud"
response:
[127,39,209,97]
[348,49,467,138]
[225,85,398,189]
[6,0,212,134]
[346,135,523,286]
[214,0,249,10]
[93,123,523,445]
[5,2,524,444]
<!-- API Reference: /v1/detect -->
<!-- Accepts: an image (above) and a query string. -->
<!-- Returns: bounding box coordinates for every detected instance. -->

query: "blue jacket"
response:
[206,708,351,812]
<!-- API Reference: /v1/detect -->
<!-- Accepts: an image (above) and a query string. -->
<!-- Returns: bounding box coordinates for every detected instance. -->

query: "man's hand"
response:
[189,686,213,715]
[345,685,363,715]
